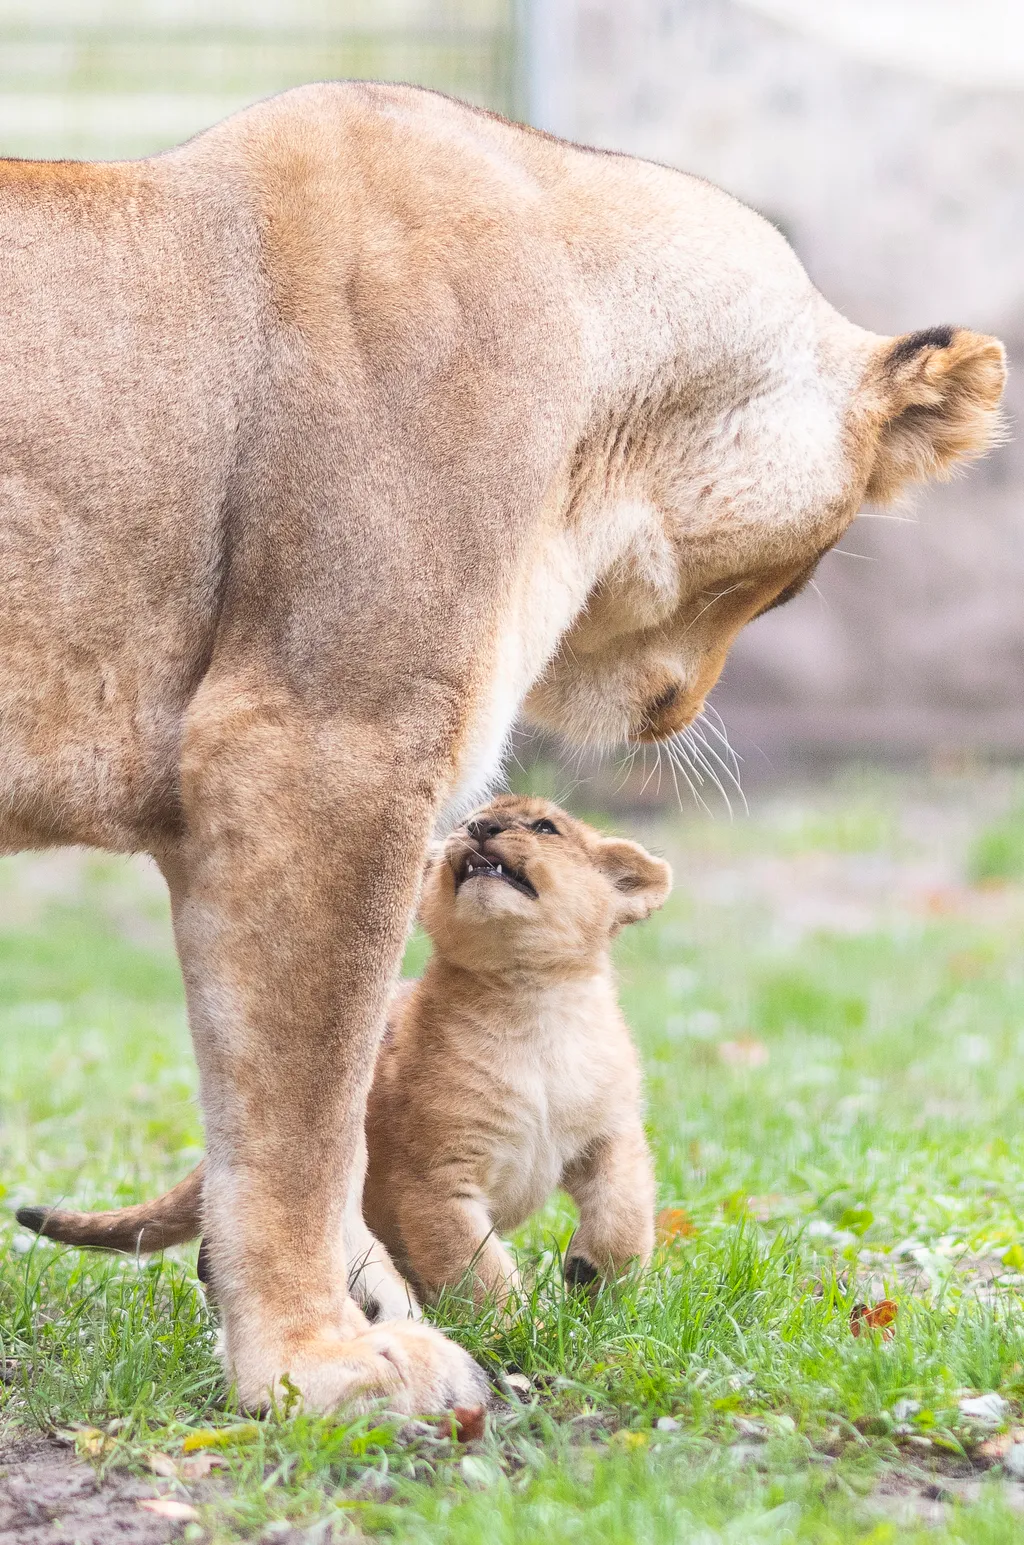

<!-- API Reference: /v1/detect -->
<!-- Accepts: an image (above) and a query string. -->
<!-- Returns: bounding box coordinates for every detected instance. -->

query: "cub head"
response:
[419,794,671,972]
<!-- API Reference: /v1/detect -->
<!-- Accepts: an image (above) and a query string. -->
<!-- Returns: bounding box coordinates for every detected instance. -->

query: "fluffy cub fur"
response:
[19,796,668,1310]
[365,794,670,1304]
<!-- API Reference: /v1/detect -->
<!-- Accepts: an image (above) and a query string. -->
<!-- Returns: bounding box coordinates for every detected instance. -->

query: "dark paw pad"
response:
[565,1255,599,1289]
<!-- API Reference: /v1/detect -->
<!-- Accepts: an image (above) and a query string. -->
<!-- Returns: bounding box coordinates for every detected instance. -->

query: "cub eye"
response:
[531,818,560,836]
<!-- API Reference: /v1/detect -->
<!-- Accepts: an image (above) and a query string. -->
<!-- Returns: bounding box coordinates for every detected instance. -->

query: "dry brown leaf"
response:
[454,1405,487,1442]
[656,1208,698,1243]
[436,1405,487,1442]
[146,1452,178,1478]
[138,1499,199,1521]
[73,1428,109,1459]
[850,1299,898,1339]
[718,1038,769,1068]
[180,1452,227,1481]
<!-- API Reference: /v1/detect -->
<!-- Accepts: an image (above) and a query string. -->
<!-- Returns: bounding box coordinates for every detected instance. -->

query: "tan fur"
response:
[24,795,667,1310]
[366,795,668,1305]
[0,81,1004,1412]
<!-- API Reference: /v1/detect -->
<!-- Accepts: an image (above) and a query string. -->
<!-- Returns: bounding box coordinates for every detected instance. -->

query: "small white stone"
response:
[959,1393,1008,1425]
[655,1416,681,1432]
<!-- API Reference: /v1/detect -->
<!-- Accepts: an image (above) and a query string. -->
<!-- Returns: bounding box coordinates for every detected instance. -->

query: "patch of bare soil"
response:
[0,1434,185,1545]
[869,1456,1024,1526]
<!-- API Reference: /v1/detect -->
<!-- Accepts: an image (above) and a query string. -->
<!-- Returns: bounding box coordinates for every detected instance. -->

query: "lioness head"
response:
[419,794,671,970]
[522,316,1006,751]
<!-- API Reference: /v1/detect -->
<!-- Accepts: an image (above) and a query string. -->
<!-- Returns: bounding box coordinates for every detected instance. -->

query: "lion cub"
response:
[364,794,670,1305]
[17,796,669,1311]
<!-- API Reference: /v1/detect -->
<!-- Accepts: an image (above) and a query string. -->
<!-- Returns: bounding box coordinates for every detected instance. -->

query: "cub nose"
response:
[466,817,503,842]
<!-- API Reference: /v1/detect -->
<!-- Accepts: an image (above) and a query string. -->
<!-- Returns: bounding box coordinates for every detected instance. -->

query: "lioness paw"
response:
[234,1321,487,1416]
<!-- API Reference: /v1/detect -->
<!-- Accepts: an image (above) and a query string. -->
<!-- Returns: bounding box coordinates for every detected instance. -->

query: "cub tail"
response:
[16,1161,205,1253]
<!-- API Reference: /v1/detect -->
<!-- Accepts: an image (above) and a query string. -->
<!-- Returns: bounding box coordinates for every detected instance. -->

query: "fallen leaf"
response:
[718,1038,769,1069]
[138,1499,199,1521]
[436,1405,486,1443]
[72,1428,109,1458]
[850,1300,898,1339]
[180,1451,228,1481]
[146,1452,178,1478]
[609,1429,648,1451]
[656,1208,697,1243]
[502,1372,531,1395]
[182,1423,260,1452]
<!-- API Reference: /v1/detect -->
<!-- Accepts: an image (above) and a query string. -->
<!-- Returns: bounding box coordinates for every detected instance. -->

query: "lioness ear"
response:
[866,327,1006,504]
[597,838,672,926]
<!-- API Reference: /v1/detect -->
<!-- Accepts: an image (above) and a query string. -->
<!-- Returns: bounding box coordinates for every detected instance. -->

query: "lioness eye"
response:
[532,818,560,835]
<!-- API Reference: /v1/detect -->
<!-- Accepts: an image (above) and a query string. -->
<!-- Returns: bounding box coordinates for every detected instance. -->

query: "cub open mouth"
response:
[456,852,538,899]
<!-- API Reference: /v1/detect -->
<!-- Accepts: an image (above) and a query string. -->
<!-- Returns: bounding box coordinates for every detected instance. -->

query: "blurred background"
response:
[0,0,1020,787]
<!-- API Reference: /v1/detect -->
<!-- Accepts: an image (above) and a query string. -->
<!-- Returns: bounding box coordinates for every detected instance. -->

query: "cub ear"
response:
[866,327,1006,504]
[596,838,672,927]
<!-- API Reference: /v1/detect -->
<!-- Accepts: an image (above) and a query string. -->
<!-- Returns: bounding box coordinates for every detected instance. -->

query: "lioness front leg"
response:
[398,1178,520,1310]
[165,681,484,1413]
[562,1125,656,1288]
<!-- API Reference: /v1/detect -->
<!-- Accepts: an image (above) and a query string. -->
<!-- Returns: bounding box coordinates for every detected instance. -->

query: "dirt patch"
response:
[0,1434,185,1545]
[869,1457,1024,1525]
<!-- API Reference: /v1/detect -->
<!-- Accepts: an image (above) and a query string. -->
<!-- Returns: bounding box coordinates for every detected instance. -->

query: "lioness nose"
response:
[467,817,503,842]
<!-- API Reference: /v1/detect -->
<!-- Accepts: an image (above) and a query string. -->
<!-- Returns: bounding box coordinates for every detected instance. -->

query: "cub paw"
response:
[564,1254,600,1290]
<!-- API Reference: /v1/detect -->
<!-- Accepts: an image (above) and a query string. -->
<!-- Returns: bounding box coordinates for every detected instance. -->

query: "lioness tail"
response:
[16,1161,205,1252]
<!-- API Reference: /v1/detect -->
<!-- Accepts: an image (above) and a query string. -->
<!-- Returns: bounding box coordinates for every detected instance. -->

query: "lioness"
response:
[0,80,1004,1412]
[22,796,670,1313]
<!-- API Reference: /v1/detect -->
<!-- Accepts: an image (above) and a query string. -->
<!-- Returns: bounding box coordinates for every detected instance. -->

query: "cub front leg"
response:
[397,1176,520,1309]
[561,1124,656,1288]
[166,681,484,1413]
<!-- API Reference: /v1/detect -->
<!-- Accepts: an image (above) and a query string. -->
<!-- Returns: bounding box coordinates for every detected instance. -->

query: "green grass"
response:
[971,802,1024,884]
[4,772,1024,1539]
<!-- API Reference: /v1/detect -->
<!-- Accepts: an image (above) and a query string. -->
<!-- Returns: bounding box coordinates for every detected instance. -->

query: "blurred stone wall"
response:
[568,0,1024,761]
